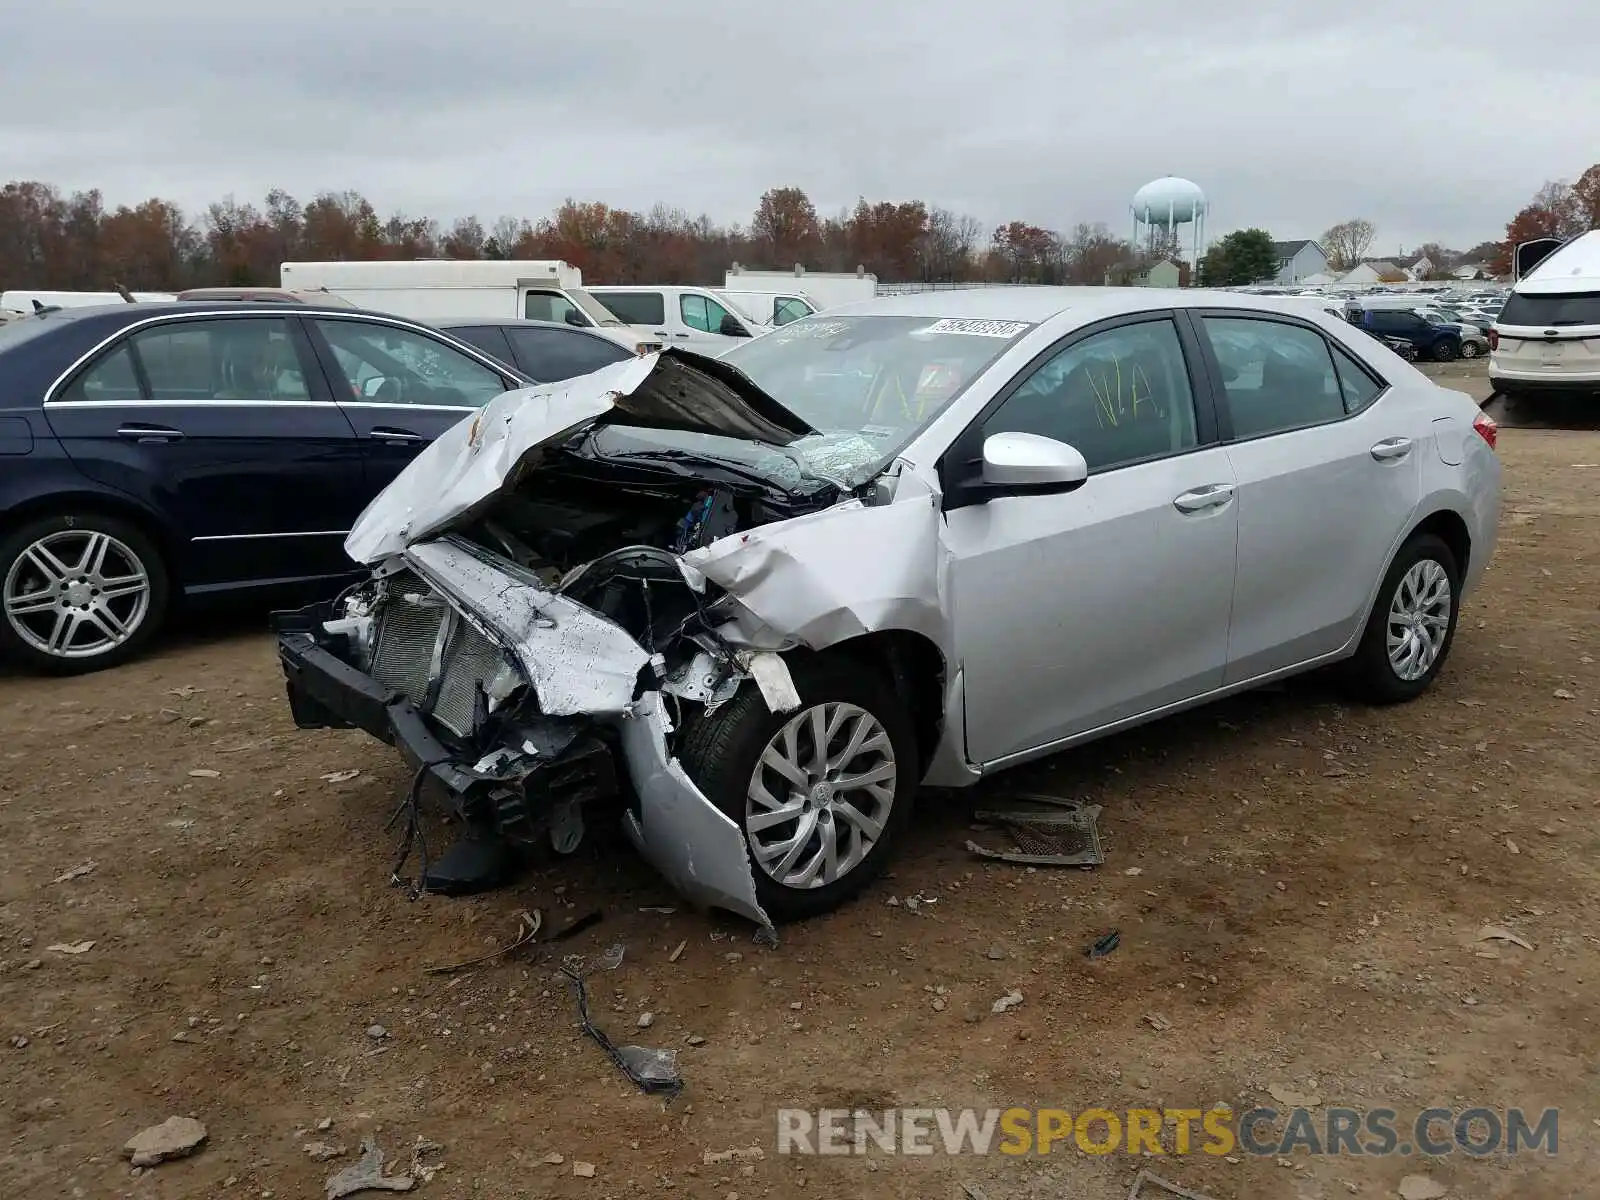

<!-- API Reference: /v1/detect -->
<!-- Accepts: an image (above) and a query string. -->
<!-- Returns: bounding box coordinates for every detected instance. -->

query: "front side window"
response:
[507,326,632,384]
[1201,316,1344,438]
[125,318,310,402]
[315,319,507,408]
[594,291,665,327]
[984,318,1199,472]
[523,291,585,326]
[682,293,740,335]
[773,298,812,326]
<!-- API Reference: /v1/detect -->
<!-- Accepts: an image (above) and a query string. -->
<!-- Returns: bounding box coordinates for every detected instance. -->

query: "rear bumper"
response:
[1487,369,1600,395]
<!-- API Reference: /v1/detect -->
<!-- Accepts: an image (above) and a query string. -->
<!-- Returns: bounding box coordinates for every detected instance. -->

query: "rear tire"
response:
[1342,533,1460,705]
[1459,340,1480,359]
[1432,339,1458,362]
[0,512,170,675]
[677,654,918,922]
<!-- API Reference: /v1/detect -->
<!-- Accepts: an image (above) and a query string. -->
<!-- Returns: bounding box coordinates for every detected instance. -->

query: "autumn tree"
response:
[1320,218,1376,271]
[1060,222,1128,285]
[989,221,1060,283]
[440,216,486,260]
[1491,181,1588,276]
[1569,163,1600,231]
[750,187,820,268]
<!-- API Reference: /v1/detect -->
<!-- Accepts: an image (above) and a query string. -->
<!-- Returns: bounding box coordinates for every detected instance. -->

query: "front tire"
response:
[0,513,170,674]
[1432,339,1459,363]
[1343,533,1460,704]
[1460,340,1480,359]
[677,654,918,921]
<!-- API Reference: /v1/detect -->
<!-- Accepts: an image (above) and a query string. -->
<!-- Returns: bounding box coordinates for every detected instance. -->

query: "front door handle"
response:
[117,424,184,443]
[1370,437,1413,461]
[368,427,427,445]
[1173,483,1235,513]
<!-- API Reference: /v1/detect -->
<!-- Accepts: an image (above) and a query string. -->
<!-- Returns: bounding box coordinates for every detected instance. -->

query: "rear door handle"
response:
[368,427,427,445]
[1173,483,1235,513]
[1370,437,1413,461]
[117,424,184,443]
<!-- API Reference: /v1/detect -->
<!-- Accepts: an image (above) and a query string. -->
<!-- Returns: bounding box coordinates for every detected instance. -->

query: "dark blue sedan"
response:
[0,302,629,674]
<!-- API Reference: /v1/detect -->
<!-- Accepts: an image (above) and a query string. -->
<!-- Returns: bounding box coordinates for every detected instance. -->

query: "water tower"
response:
[1131,176,1208,266]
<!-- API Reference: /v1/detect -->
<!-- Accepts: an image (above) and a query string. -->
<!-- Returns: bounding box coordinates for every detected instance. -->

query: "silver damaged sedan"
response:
[275,288,1502,929]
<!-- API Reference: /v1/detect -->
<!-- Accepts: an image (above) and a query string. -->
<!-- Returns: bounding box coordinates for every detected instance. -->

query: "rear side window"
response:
[594,291,665,326]
[506,326,631,384]
[1498,291,1600,327]
[1201,316,1345,438]
[60,344,143,403]
[132,318,310,402]
[1330,342,1385,414]
[445,324,514,362]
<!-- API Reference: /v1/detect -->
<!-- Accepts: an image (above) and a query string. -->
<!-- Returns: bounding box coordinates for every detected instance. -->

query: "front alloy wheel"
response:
[0,515,169,674]
[745,702,898,890]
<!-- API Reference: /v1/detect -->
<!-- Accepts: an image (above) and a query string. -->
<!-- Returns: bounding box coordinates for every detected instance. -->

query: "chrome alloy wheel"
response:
[1386,559,1452,682]
[3,530,152,660]
[744,701,898,890]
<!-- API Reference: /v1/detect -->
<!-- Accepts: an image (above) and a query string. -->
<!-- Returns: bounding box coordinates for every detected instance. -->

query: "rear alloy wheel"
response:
[678,655,918,921]
[1343,533,1460,704]
[0,514,169,674]
[1459,340,1480,359]
[1432,339,1458,362]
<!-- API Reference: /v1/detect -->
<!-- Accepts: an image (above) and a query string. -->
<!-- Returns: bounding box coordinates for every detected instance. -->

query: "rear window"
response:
[593,291,665,326]
[1498,292,1600,327]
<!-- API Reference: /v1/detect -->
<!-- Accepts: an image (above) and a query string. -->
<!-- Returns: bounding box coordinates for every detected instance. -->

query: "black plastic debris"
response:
[1087,930,1121,959]
[966,794,1105,867]
[549,910,604,941]
[562,947,684,1099]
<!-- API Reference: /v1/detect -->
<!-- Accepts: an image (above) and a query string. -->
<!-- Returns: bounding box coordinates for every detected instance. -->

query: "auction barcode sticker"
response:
[921,318,1029,338]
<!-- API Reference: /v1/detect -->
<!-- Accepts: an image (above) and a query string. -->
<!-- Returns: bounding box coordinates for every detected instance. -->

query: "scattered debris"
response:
[637,1012,655,1029]
[638,906,677,915]
[984,943,1007,961]
[124,1116,208,1168]
[187,769,221,779]
[550,910,604,941]
[703,1146,764,1165]
[1087,931,1121,959]
[668,939,687,963]
[1397,1175,1448,1200]
[541,1153,564,1165]
[1553,689,1575,700]
[573,1161,595,1178]
[1143,1013,1173,1032]
[685,1034,707,1047]
[321,770,362,783]
[991,990,1024,1015]
[1505,838,1520,855]
[408,1138,444,1184]
[562,949,683,1098]
[325,1136,415,1198]
[966,794,1105,866]
[304,1141,348,1163]
[1477,925,1535,952]
[47,941,95,955]
[1267,1084,1322,1108]
[1123,866,1144,876]
[960,1184,990,1200]
[366,1025,388,1041]
[50,862,97,884]
[425,910,541,975]
[1128,1169,1219,1200]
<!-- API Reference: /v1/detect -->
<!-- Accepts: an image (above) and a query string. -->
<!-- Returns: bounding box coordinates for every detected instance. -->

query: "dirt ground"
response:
[3,363,1597,1200]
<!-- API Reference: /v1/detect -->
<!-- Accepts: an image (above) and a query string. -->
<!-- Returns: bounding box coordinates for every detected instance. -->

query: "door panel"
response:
[43,316,366,590]
[1193,314,1424,682]
[305,317,512,498]
[944,315,1236,763]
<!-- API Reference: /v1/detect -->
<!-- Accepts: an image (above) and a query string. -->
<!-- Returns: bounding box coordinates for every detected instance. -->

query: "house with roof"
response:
[1392,252,1437,281]
[1103,259,1186,288]
[1271,240,1330,284]
[1339,260,1411,285]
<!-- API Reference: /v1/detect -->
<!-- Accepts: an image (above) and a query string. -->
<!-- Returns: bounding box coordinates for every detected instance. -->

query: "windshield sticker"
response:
[773,320,851,341]
[918,318,1029,338]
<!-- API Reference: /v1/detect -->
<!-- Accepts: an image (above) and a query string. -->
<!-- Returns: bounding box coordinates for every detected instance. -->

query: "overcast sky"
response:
[4,0,1595,255]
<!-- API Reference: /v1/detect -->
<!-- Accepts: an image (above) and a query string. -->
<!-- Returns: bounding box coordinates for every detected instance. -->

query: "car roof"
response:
[433,317,589,333]
[819,286,1382,325]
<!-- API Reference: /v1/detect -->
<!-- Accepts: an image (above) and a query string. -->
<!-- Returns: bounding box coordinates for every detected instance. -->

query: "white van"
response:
[586,285,766,353]
[720,289,816,327]
[277,260,659,353]
[724,265,878,310]
[1488,229,1600,396]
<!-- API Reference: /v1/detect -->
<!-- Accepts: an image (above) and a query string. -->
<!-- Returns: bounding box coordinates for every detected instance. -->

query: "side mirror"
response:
[563,309,589,327]
[719,314,750,338]
[980,432,1088,493]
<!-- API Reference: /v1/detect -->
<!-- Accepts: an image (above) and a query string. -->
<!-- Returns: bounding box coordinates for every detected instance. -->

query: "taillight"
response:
[1472,411,1498,451]
[1487,328,1499,351]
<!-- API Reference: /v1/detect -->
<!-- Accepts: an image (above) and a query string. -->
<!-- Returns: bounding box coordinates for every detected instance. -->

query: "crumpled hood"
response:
[344,349,815,564]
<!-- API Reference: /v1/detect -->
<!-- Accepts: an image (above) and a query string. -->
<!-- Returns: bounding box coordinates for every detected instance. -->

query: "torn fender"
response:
[346,350,816,564]
[683,490,949,650]
[617,693,773,934]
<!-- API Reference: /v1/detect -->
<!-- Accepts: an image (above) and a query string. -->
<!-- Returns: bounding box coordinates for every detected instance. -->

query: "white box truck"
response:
[277,260,659,351]
[724,263,878,311]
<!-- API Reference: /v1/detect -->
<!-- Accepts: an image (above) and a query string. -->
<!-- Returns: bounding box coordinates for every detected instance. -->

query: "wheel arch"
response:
[804,629,948,777]
[0,490,182,587]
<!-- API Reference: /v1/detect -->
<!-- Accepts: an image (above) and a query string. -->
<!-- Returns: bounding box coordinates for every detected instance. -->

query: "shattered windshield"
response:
[704,314,1034,487]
